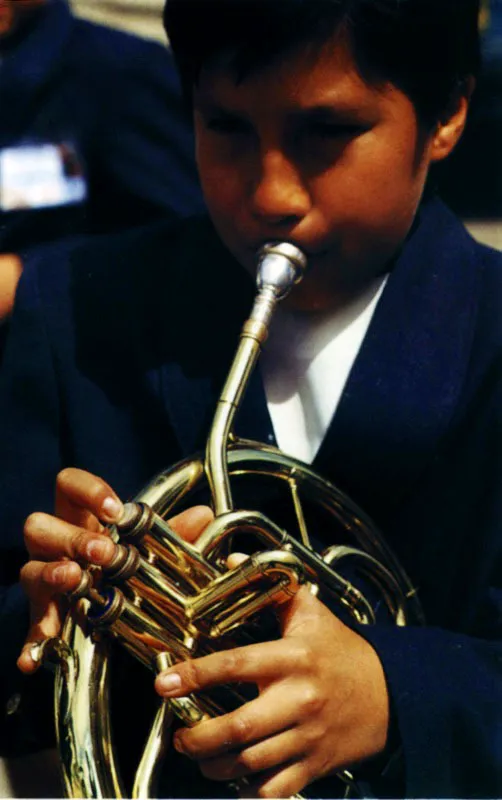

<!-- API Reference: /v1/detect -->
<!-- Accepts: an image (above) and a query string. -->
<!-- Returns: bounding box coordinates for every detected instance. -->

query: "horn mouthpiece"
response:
[256,242,307,300]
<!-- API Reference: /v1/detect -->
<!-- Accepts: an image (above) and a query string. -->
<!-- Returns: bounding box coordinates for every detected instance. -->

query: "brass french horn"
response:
[37,242,424,798]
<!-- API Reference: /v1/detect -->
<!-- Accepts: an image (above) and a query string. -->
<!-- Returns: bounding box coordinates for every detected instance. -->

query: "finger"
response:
[241,761,311,799]
[168,505,214,543]
[17,597,65,674]
[277,584,333,637]
[156,638,310,699]
[24,513,117,565]
[172,684,302,760]
[199,727,305,781]
[20,559,83,601]
[55,467,123,527]
[17,559,84,675]
[227,552,249,570]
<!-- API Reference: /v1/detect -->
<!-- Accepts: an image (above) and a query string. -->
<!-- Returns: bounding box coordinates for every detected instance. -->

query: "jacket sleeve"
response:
[0,247,64,753]
[358,433,502,798]
[360,615,502,797]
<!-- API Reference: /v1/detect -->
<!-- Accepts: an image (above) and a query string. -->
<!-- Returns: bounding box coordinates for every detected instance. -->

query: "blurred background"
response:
[68,0,502,249]
[70,0,165,41]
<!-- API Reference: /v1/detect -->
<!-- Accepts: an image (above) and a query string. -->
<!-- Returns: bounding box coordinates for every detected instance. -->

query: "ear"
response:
[429,77,476,163]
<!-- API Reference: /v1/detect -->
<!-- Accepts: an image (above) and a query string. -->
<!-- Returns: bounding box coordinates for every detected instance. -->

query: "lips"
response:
[247,240,327,259]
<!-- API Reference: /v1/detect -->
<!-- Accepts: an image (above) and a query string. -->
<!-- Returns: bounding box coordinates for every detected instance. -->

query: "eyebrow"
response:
[194,97,377,127]
[290,104,375,124]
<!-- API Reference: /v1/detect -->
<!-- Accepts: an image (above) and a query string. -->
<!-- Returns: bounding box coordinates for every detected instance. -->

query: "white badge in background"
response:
[0,142,87,211]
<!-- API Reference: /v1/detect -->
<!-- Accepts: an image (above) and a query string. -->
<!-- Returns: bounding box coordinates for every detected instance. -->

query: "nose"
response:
[250,150,311,225]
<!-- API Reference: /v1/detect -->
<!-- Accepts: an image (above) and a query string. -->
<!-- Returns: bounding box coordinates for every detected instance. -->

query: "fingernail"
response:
[85,538,112,563]
[28,642,44,664]
[173,733,184,753]
[49,565,68,583]
[101,496,123,521]
[156,672,182,694]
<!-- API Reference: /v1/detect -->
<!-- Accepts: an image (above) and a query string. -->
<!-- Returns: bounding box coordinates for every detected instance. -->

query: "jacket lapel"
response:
[314,198,482,526]
[154,218,274,458]
[157,199,481,524]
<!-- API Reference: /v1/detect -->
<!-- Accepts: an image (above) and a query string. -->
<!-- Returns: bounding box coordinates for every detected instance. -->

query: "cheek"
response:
[319,129,429,234]
[197,150,247,226]
[199,166,239,223]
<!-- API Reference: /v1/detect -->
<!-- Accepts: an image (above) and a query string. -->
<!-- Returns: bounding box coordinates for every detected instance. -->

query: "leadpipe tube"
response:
[205,243,307,516]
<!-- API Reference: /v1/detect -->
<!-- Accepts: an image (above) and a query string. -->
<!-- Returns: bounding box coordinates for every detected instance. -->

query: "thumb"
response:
[226,551,249,570]
[17,599,64,674]
[276,584,328,637]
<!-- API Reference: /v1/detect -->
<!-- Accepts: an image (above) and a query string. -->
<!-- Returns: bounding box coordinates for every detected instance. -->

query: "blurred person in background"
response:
[0,0,203,351]
[438,0,502,223]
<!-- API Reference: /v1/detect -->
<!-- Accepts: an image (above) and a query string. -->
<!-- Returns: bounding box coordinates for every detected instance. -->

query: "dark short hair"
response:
[163,0,481,127]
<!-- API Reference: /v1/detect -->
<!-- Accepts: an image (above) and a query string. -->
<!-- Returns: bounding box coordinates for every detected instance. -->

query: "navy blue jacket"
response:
[0,198,501,798]
[0,0,203,254]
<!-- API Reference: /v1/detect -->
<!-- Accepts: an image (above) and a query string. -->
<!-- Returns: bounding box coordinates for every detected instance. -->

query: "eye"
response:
[308,122,363,139]
[204,115,251,136]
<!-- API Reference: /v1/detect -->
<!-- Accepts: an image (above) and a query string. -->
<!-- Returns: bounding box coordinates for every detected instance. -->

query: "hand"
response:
[0,253,22,321]
[17,467,213,673]
[155,586,390,798]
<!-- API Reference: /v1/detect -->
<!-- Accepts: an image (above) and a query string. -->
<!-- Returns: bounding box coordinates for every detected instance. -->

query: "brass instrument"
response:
[38,242,424,798]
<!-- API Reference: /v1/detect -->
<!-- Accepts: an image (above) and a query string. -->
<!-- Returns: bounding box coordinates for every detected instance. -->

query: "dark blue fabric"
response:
[437,0,502,217]
[0,198,501,797]
[0,0,203,255]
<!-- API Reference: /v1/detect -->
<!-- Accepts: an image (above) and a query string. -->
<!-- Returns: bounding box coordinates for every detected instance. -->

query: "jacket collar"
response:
[157,199,481,523]
[314,197,481,525]
[154,218,273,457]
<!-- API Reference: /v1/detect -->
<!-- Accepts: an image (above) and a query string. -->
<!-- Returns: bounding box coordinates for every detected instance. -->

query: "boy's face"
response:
[194,35,464,311]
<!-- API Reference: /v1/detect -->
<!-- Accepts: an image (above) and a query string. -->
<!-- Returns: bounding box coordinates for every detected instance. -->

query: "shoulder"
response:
[21,216,226,347]
[475,238,502,284]
[442,205,502,355]
[18,214,253,380]
[68,16,180,88]
[24,216,200,306]
[418,197,502,304]
[69,15,170,62]
[468,239,502,361]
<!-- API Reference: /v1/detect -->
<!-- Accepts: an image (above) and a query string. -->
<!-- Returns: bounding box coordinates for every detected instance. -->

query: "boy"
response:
[1,0,501,797]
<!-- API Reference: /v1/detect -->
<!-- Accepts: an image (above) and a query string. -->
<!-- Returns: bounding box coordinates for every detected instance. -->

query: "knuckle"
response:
[299,684,324,717]
[182,658,203,691]
[73,530,95,560]
[56,468,76,493]
[220,648,246,677]
[292,640,314,672]
[23,512,50,547]
[228,711,254,745]
[303,720,324,749]
[237,747,259,772]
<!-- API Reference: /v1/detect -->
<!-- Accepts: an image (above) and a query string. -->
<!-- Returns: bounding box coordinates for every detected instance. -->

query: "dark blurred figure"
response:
[437,0,502,218]
[0,0,203,330]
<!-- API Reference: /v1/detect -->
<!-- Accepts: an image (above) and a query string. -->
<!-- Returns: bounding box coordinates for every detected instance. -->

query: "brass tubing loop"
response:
[41,242,423,798]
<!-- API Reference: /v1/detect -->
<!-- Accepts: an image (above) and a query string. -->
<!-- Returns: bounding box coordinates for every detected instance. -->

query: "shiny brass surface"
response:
[47,242,423,798]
